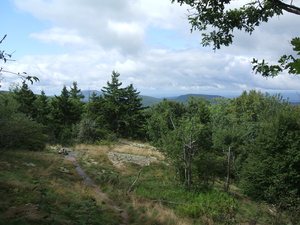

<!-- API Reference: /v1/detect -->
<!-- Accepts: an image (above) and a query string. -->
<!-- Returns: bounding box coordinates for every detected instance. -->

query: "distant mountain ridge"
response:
[80,90,223,106]
[167,94,223,103]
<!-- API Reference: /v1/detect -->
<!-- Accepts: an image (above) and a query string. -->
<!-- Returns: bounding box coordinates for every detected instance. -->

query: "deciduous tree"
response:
[171,0,300,76]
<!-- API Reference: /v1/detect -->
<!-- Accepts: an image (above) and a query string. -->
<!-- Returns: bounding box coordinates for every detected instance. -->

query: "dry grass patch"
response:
[112,143,165,160]
[131,196,193,225]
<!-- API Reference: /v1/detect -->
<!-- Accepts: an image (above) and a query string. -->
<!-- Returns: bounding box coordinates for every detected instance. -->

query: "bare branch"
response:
[127,168,143,194]
[152,199,186,205]
[271,0,300,15]
[0,34,7,44]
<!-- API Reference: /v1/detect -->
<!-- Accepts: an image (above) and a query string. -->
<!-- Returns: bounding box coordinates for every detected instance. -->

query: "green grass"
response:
[1,144,297,225]
[0,148,120,225]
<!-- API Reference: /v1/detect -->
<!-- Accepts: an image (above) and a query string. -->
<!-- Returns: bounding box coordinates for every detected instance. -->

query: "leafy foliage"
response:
[252,37,300,76]
[172,1,300,76]
[147,91,300,214]
[147,97,219,190]
[171,0,294,49]
[0,94,47,150]
[0,34,39,87]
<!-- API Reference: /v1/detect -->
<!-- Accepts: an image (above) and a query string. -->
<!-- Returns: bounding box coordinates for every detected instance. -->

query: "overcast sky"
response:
[1,0,299,99]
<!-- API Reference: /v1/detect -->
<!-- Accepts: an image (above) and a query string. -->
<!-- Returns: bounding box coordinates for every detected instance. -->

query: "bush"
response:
[75,118,111,144]
[178,190,237,223]
[0,109,47,151]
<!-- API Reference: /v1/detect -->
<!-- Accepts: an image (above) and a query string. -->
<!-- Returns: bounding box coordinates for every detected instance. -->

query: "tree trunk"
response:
[225,146,231,192]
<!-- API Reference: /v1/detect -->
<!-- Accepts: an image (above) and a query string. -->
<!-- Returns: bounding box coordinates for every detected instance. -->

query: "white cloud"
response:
[30,27,95,47]
[4,0,299,99]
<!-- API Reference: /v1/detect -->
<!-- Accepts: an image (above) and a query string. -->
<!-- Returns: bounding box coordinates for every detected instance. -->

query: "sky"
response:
[0,0,299,100]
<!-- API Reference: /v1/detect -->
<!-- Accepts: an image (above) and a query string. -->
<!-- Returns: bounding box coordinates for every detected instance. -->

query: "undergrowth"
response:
[1,143,297,225]
[0,147,120,225]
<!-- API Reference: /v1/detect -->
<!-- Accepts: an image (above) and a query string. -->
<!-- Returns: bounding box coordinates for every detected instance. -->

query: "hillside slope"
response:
[1,142,295,225]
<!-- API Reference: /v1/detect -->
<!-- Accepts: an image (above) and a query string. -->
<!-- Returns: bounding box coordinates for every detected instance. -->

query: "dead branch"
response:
[152,200,186,205]
[0,34,7,44]
[127,168,143,194]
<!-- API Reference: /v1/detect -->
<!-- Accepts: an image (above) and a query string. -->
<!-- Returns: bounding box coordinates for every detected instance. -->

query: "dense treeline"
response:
[147,91,300,212]
[0,71,146,147]
[0,71,299,215]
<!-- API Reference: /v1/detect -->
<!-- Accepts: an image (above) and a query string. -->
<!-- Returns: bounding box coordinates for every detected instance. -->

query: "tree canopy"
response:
[0,34,39,87]
[171,0,300,49]
[171,0,300,76]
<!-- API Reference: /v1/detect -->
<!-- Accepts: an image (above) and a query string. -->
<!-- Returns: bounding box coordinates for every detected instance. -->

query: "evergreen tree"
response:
[101,71,146,139]
[101,71,124,134]
[79,93,107,142]
[70,81,84,100]
[13,81,37,118]
[120,83,147,138]
[49,85,83,142]
[34,90,50,125]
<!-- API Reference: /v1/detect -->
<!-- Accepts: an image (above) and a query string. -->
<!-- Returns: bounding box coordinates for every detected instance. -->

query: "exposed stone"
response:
[108,151,157,166]
[58,148,71,155]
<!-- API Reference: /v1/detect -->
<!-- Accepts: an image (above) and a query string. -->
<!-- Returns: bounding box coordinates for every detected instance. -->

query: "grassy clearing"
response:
[75,142,293,225]
[1,142,295,224]
[0,147,120,225]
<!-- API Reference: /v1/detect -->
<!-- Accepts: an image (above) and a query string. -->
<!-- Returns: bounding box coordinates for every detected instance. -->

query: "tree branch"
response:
[152,200,186,205]
[0,34,7,44]
[127,168,143,194]
[272,0,300,15]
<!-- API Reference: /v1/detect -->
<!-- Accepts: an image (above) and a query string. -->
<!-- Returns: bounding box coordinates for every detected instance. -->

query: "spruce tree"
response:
[49,85,83,142]
[101,71,146,139]
[13,81,37,118]
[70,81,84,100]
[34,90,50,125]
[101,71,125,135]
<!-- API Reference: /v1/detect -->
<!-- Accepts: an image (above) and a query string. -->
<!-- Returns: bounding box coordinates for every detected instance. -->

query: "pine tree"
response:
[101,71,125,134]
[34,90,50,125]
[49,85,83,142]
[70,81,84,100]
[13,81,37,118]
[121,83,147,138]
[101,71,146,139]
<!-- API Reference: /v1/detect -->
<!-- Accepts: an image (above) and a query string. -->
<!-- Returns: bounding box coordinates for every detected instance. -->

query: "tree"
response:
[211,98,242,192]
[146,99,185,146]
[49,85,83,142]
[219,91,300,211]
[70,81,84,100]
[171,0,300,49]
[0,34,39,87]
[101,71,124,134]
[119,83,147,138]
[240,99,300,209]
[79,93,108,143]
[148,97,215,190]
[34,90,50,125]
[252,37,300,76]
[171,0,300,76]
[13,81,37,118]
[101,71,146,139]
[0,93,47,151]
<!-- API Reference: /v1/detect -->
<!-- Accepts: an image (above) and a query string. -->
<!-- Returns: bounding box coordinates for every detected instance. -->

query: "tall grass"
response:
[0,148,120,224]
[1,142,295,224]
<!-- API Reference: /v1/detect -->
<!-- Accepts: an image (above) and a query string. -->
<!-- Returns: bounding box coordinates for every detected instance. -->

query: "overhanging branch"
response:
[271,0,300,15]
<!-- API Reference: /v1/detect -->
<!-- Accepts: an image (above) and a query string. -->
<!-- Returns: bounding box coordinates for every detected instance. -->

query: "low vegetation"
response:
[1,142,298,224]
[1,71,299,224]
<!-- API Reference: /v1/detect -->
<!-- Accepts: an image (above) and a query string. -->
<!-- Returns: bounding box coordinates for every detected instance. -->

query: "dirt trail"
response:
[65,151,128,225]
